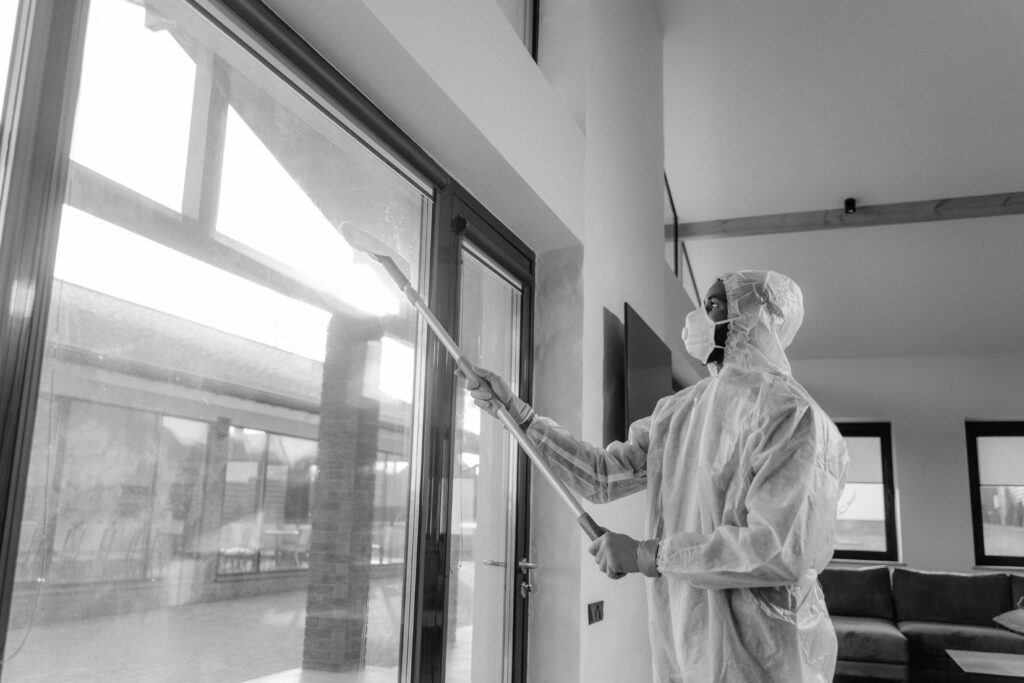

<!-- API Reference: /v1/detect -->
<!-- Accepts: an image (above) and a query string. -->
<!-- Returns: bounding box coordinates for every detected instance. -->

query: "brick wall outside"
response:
[302,315,381,672]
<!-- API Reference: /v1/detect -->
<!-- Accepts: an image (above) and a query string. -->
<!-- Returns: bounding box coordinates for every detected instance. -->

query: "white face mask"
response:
[682,308,734,363]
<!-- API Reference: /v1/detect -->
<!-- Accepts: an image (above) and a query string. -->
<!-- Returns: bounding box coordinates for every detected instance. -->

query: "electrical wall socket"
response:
[587,600,604,624]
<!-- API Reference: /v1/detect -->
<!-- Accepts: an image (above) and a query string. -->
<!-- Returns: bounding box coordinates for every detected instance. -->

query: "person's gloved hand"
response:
[589,530,661,579]
[459,365,534,428]
[589,531,638,579]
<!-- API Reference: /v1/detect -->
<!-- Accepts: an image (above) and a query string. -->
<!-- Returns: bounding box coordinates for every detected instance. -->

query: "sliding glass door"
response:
[446,245,523,682]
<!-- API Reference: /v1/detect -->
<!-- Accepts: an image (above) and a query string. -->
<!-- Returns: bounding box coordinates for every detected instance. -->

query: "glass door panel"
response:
[446,246,523,682]
[2,0,431,680]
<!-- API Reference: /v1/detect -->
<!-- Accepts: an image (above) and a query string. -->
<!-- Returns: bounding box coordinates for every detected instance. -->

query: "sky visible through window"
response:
[70,0,194,212]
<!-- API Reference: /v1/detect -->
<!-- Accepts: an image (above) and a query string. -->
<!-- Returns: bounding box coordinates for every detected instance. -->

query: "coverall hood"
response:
[720,270,804,376]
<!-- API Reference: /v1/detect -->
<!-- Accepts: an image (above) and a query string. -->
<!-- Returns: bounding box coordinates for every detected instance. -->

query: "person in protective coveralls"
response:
[464,270,849,683]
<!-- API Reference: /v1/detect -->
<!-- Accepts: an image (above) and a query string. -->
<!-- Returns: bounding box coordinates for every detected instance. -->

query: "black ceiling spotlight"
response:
[844,197,857,214]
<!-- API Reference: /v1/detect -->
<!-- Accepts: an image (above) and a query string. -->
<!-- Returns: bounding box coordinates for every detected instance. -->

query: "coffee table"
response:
[947,649,1024,682]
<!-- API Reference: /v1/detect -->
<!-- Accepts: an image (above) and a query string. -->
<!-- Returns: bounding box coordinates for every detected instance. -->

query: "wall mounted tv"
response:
[624,303,674,429]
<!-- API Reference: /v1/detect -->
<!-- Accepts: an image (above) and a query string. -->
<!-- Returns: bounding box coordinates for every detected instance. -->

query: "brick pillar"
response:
[302,314,381,672]
[196,417,231,600]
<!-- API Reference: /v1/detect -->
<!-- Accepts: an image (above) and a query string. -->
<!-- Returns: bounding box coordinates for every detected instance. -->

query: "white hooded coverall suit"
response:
[524,270,849,682]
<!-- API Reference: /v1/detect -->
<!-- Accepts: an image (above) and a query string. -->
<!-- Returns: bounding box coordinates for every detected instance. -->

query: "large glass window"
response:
[833,423,899,562]
[2,1,431,681]
[966,422,1024,567]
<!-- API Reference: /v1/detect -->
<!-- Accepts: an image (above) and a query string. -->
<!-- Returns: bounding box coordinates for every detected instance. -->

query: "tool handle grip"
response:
[455,356,480,384]
[577,513,606,542]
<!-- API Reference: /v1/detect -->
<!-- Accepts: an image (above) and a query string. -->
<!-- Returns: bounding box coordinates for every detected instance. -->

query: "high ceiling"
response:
[657,0,1024,359]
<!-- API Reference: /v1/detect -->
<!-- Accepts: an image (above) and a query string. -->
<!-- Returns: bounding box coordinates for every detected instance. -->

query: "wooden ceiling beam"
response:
[668,191,1024,240]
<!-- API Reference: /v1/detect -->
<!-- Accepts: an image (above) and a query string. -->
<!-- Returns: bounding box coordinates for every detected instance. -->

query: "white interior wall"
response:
[577,3,665,682]
[530,245,585,683]
[660,0,1024,223]
[794,352,1024,573]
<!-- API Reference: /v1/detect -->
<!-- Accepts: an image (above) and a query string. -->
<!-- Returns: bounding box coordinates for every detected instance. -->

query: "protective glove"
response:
[589,531,661,579]
[459,365,534,429]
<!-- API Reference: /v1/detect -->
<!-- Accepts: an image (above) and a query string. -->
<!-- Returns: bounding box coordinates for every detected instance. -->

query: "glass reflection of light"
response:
[54,208,331,361]
[462,393,481,435]
[379,337,414,403]
[217,107,399,317]
[460,452,480,471]
[374,461,410,474]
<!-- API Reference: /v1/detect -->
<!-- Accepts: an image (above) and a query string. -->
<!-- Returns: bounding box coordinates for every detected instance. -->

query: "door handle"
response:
[518,558,537,599]
[481,559,506,567]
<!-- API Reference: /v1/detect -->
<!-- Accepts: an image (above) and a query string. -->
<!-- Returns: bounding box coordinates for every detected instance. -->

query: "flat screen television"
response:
[624,303,674,429]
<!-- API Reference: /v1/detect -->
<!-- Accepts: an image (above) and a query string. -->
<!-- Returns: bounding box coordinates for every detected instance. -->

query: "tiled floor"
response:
[1,591,399,683]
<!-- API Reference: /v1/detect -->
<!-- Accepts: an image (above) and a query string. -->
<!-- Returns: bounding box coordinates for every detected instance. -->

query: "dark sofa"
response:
[820,566,1024,683]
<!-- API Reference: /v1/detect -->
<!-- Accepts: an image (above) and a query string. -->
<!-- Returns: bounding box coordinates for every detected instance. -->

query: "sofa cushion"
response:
[832,615,908,664]
[994,608,1024,635]
[820,567,895,619]
[834,660,908,682]
[898,620,1024,657]
[893,568,1010,625]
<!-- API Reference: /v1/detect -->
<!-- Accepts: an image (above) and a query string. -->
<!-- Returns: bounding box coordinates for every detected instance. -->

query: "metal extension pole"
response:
[372,254,605,542]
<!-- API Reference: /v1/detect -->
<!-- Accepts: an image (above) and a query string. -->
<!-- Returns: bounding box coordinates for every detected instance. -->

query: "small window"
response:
[833,423,899,562]
[219,427,317,575]
[966,421,1024,567]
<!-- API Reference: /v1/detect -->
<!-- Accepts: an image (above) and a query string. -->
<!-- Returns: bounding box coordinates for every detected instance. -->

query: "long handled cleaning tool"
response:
[340,223,606,541]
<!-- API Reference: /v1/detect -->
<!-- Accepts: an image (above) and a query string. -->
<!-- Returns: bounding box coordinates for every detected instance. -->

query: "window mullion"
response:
[65,162,356,317]
[181,48,228,230]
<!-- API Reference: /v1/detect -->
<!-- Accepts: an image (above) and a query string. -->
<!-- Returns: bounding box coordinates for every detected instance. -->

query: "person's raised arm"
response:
[463,365,651,504]
[463,365,662,579]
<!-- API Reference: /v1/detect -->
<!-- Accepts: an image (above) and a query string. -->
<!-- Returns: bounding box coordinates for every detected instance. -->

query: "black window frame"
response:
[966,420,1024,568]
[833,422,899,562]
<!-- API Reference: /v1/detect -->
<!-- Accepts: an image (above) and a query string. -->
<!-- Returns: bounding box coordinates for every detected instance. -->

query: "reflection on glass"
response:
[446,248,522,683]
[834,436,886,552]
[4,0,429,680]
[977,436,1024,558]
